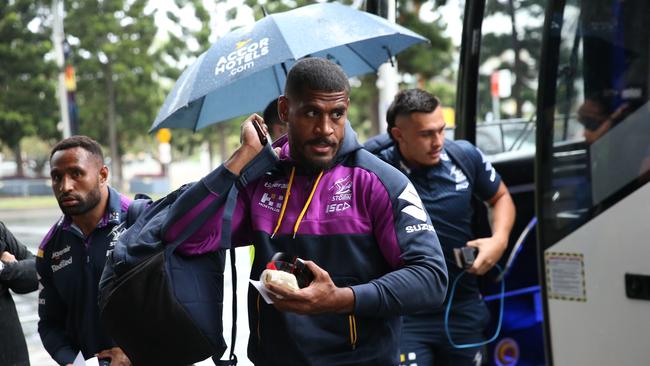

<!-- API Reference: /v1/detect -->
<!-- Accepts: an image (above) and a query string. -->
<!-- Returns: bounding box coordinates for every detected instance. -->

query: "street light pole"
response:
[367,0,398,135]
[52,0,71,139]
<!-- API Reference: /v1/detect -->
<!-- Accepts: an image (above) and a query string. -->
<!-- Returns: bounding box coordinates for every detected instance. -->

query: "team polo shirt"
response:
[36,187,131,364]
[381,142,501,305]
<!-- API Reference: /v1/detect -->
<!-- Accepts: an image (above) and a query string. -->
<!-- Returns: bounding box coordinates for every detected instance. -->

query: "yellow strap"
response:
[271,167,295,238]
[293,170,324,238]
[348,314,358,347]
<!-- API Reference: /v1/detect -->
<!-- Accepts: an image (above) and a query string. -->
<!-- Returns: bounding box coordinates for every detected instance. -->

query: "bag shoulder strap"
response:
[213,187,240,366]
[126,194,153,227]
[213,248,238,366]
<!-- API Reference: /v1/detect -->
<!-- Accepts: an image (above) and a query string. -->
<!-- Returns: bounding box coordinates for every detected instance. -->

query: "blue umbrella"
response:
[151,2,427,132]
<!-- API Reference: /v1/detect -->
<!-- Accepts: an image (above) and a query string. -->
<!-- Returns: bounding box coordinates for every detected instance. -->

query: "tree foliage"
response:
[62,0,161,185]
[478,0,545,119]
[396,1,453,83]
[1,0,456,175]
[0,0,58,176]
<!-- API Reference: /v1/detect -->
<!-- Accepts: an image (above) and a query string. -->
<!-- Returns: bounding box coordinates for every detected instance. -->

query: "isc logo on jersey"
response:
[399,183,435,234]
[326,202,351,213]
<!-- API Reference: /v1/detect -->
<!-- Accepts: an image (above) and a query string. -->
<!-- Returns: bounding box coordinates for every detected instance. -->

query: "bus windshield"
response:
[539,0,650,246]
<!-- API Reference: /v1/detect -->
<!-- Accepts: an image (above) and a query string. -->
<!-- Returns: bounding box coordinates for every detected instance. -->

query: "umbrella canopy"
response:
[151,2,427,132]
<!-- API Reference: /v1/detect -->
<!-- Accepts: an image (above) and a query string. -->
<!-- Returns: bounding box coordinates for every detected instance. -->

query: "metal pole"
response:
[52,0,71,139]
[376,0,398,134]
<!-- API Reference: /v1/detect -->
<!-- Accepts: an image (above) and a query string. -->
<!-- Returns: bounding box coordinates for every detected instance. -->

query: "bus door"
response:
[536,0,650,364]
[455,0,544,364]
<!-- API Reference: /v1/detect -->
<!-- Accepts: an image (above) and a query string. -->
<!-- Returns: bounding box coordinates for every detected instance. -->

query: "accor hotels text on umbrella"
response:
[214,38,270,76]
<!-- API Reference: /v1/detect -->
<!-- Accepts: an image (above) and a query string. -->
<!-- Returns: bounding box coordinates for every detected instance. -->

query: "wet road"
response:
[1,207,252,366]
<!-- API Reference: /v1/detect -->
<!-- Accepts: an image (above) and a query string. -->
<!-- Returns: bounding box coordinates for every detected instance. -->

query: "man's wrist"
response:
[224,145,260,176]
[332,287,355,314]
[491,232,509,248]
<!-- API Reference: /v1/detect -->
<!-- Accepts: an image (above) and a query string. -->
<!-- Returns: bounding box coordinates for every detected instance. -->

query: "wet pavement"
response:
[1,207,252,366]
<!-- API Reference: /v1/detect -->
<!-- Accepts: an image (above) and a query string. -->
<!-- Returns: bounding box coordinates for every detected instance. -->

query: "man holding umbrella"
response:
[162,57,448,365]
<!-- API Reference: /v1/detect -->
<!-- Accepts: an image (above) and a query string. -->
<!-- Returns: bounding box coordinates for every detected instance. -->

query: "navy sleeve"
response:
[460,141,501,201]
[350,152,448,316]
[163,145,278,255]
[0,222,38,294]
[36,249,77,365]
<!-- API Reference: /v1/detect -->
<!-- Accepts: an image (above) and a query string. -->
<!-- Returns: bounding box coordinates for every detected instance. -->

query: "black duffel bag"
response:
[98,185,238,366]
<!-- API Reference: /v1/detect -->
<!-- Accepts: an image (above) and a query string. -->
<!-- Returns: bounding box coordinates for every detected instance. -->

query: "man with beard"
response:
[162,57,448,365]
[36,136,131,366]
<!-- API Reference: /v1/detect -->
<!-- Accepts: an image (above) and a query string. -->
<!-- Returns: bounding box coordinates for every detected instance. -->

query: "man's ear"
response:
[390,127,403,144]
[278,95,289,122]
[99,165,109,186]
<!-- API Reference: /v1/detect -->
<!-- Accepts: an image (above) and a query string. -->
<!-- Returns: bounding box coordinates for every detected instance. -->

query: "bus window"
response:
[540,0,650,246]
[475,0,544,156]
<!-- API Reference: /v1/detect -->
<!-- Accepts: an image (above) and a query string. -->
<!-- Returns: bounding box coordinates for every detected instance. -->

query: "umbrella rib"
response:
[344,43,378,72]
[193,97,207,132]
[272,63,285,96]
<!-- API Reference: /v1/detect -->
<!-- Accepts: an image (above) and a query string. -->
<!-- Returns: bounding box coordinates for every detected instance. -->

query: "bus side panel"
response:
[546,182,650,365]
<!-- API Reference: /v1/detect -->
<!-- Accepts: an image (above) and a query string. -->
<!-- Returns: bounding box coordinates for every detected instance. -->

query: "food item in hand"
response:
[261,269,300,292]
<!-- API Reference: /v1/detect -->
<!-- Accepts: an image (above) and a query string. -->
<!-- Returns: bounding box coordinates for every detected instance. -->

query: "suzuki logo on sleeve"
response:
[398,183,427,222]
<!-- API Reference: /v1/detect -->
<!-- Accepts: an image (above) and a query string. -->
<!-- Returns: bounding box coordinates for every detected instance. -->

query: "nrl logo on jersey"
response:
[259,192,284,212]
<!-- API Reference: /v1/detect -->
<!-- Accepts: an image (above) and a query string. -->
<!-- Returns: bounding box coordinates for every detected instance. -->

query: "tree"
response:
[0,0,58,177]
[479,0,545,119]
[62,0,161,188]
[396,1,454,84]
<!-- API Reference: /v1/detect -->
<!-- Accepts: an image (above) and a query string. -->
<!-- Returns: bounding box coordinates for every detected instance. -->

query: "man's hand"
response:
[467,181,514,275]
[96,347,131,366]
[466,235,507,275]
[225,114,270,175]
[265,261,354,315]
[1,251,16,263]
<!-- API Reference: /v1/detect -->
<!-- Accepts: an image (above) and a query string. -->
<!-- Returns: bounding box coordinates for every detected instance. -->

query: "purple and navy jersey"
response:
[36,187,131,365]
[162,122,448,366]
[379,140,501,304]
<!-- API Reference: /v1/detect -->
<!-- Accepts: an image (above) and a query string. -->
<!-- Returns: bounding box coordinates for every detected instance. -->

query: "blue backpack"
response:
[98,185,239,366]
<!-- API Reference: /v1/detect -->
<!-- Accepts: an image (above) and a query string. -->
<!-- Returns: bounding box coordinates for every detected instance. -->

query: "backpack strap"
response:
[445,139,493,238]
[363,133,394,154]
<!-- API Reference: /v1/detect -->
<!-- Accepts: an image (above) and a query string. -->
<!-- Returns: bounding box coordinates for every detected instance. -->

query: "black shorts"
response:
[399,300,490,366]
